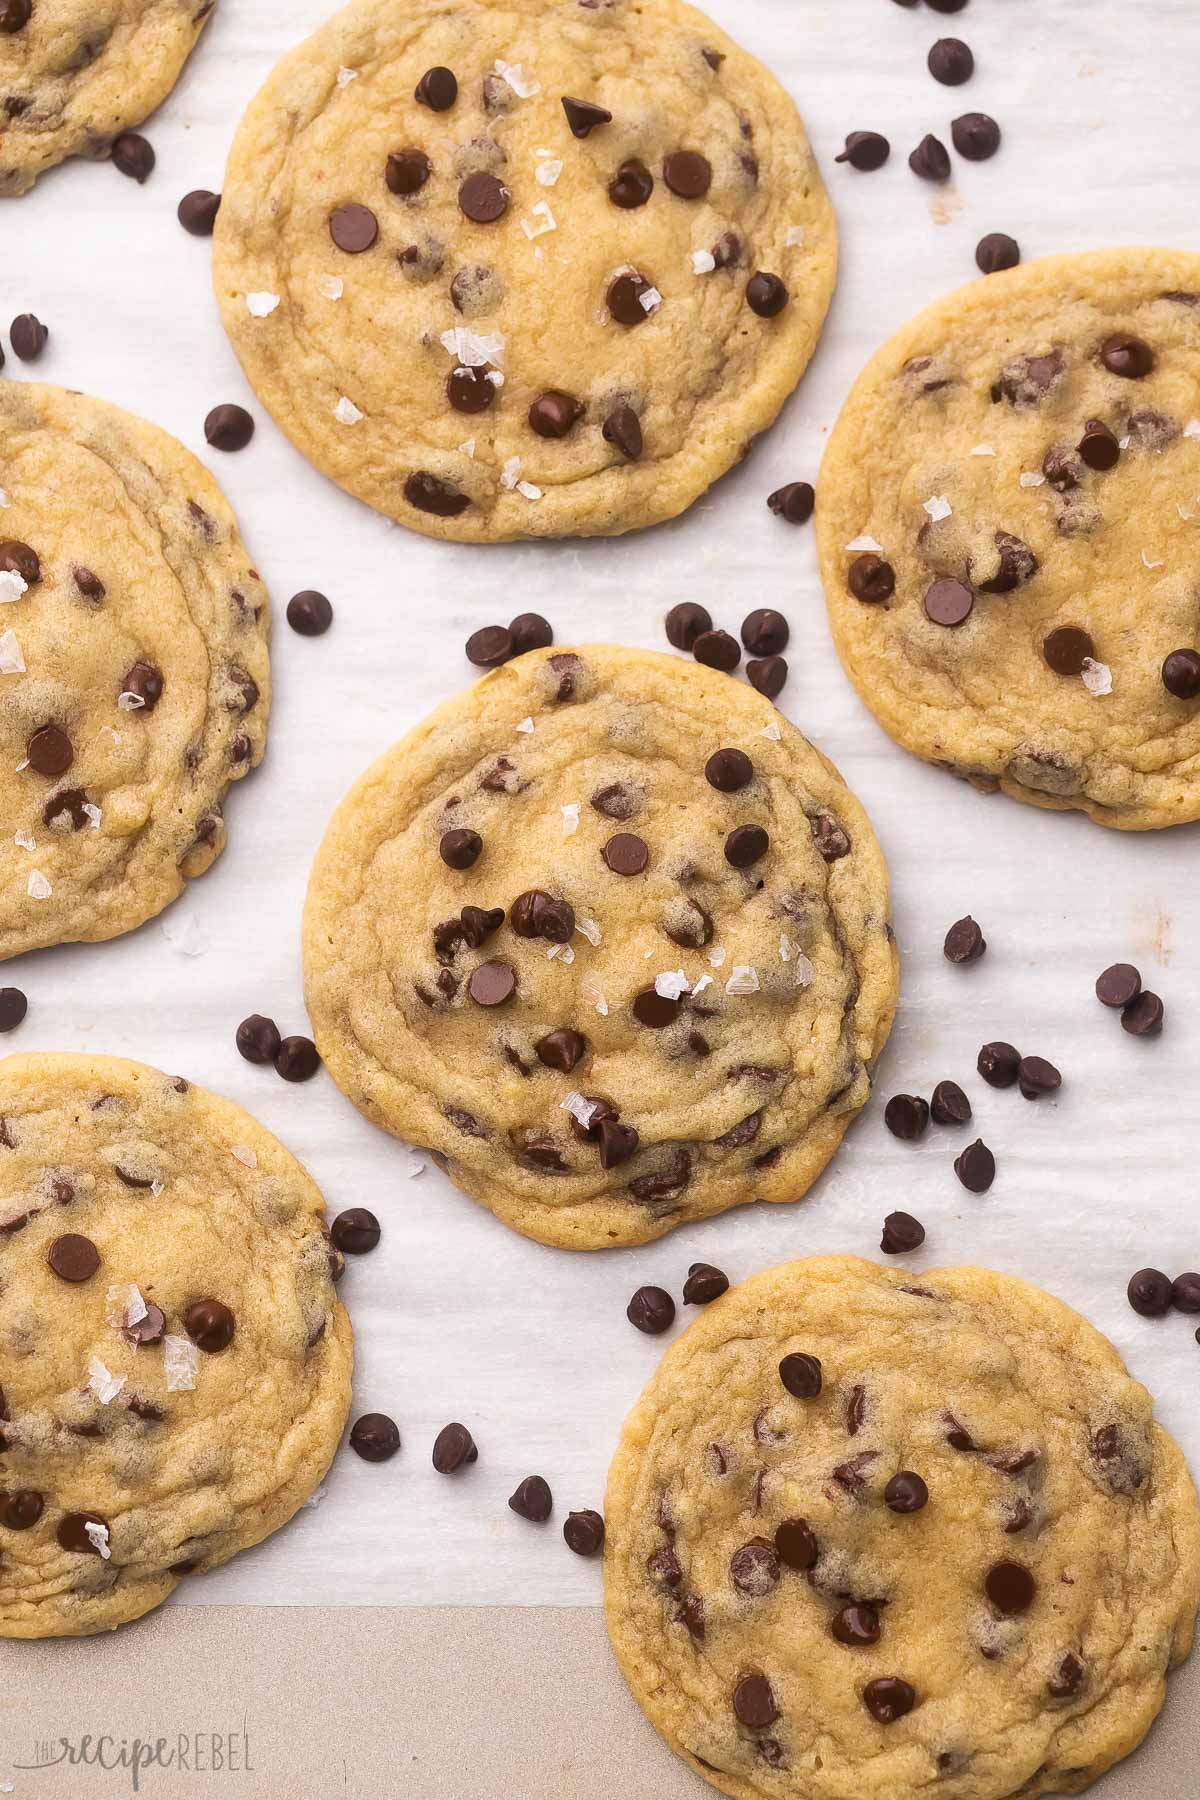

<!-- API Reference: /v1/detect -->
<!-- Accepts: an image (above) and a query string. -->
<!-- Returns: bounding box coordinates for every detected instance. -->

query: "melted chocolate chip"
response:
[184,1298,235,1351]
[779,1352,822,1398]
[746,272,788,317]
[405,472,470,517]
[884,1471,928,1513]
[848,554,895,604]
[863,1678,915,1724]
[447,365,497,413]
[985,1560,1036,1615]
[386,149,432,196]
[663,151,711,198]
[562,95,612,138]
[529,390,585,438]
[1100,333,1154,378]
[603,404,643,460]
[732,1673,778,1729]
[415,66,457,111]
[774,1518,818,1569]
[47,1234,100,1282]
[608,160,654,208]
[329,204,378,253]
[468,960,517,1007]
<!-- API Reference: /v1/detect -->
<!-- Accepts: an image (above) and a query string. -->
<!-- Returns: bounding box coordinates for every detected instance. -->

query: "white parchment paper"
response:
[6,0,1200,1609]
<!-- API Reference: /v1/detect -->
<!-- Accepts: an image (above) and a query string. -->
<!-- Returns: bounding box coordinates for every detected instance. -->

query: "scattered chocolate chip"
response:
[1078,418,1120,471]
[351,1413,401,1462]
[741,609,789,656]
[767,481,815,523]
[562,95,612,138]
[928,37,974,84]
[509,1475,553,1521]
[1163,649,1200,699]
[0,987,28,1033]
[779,1352,822,1398]
[112,133,154,183]
[705,748,754,792]
[529,390,585,438]
[955,1138,996,1193]
[986,1560,1036,1615]
[1122,991,1164,1037]
[1096,963,1140,1008]
[1127,1267,1172,1317]
[909,134,950,180]
[747,655,788,699]
[881,1211,926,1254]
[178,188,220,235]
[10,313,48,361]
[848,553,895,604]
[48,1233,100,1283]
[683,1262,729,1305]
[627,1286,676,1335]
[693,629,741,672]
[663,150,712,198]
[287,590,333,636]
[508,613,553,655]
[406,471,470,517]
[725,824,769,868]
[57,1512,109,1555]
[976,232,1019,274]
[926,0,968,9]
[1171,1274,1200,1314]
[943,915,985,964]
[73,565,105,601]
[863,1678,915,1724]
[331,1208,381,1254]
[747,272,788,317]
[835,131,890,171]
[978,1041,1020,1087]
[925,577,974,627]
[884,1471,928,1514]
[1018,1054,1061,1100]
[563,1509,604,1556]
[833,1603,881,1646]
[432,1422,477,1473]
[603,404,643,460]
[275,1036,321,1082]
[440,827,483,871]
[931,1079,971,1125]
[602,833,649,876]
[953,111,1001,161]
[185,1298,235,1351]
[415,66,457,111]
[884,1095,929,1142]
[774,1518,818,1569]
[665,602,712,650]
[732,1673,778,1729]
[1100,333,1154,378]
[468,959,517,1007]
[608,159,654,208]
[204,404,255,452]
[236,1014,281,1064]
[386,148,432,196]
[465,625,514,668]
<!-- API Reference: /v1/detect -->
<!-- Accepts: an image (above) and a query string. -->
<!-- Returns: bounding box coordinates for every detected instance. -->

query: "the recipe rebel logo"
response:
[13,1725,254,1793]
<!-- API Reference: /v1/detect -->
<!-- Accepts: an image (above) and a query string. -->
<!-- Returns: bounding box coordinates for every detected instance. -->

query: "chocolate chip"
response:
[955,1138,996,1192]
[468,959,517,1007]
[924,577,973,627]
[1078,418,1120,470]
[204,404,255,452]
[432,1422,477,1473]
[1043,444,1084,490]
[647,1546,682,1587]
[236,1014,281,1064]
[767,481,815,523]
[741,609,789,656]
[705,748,753,792]
[732,1673,778,1729]
[848,553,895,603]
[0,0,31,30]
[986,1560,1035,1615]
[884,1095,929,1141]
[1100,333,1154,378]
[943,916,985,964]
[534,1029,587,1075]
[57,1512,109,1555]
[774,1518,818,1569]
[931,1079,971,1125]
[976,232,1019,274]
[287,590,333,636]
[331,1208,380,1254]
[663,151,711,198]
[597,1119,639,1168]
[275,1036,321,1082]
[185,1298,235,1351]
[603,404,643,460]
[386,148,432,196]
[748,656,788,699]
[415,66,457,111]
[881,1211,925,1254]
[683,1262,729,1304]
[627,1286,675,1334]
[465,625,514,669]
[693,629,741,672]
[884,1471,928,1514]
[508,613,553,655]
[1122,991,1164,1037]
[0,987,28,1033]
[127,1303,165,1345]
[909,134,950,180]
[1042,626,1095,677]
[928,37,974,84]
[1048,1654,1085,1699]
[602,832,649,876]
[26,724,73,778]
[779,1352,821,1398]
[863,1678,915,1724]
[833,1603,881,1646]
[1171,1274,1200,1314]
[978,1041,1020,1087]
[835,131,890,171]
[48,1234,100,1282]
[0,1489,43,1529]
[178,189,221,235]
[1096,963,1140,1008]
[665,602,712,650]
[351,1413,401,1462]
[1127,1267,1172,1316]
[731,1539,780,1595]
[1018,1054,1061,1100]
[747,272,788,317]
[725,824,769,868]
[562,95,612,137]
[440,828,483,871]
[447,364,497,413]
[926,0,968,9]
[529,390,585,438]
[511,890,574,942]
[1163,649,1200,699]
[10,314,47,361]
[509,1475,553,1521]
[69,565,103,604]
[607,270,654,324]
[121,661,164,710]
[811,813,851,861]
[563,1509,604,1555]
[608,160,654,208]
[457,167,509,224]
[954,111,1001,160]
[711,230,744,268]
[112,132,155,182]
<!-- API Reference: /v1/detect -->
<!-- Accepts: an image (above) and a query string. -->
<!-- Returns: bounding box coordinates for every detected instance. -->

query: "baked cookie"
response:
[0,0,214,196]
[212,0,835,542]
[0,1053,352,1638]
[817,248,1200,831]
[303,646,897,1250]
[0,381,269,962]
[604,1254,1200,1800]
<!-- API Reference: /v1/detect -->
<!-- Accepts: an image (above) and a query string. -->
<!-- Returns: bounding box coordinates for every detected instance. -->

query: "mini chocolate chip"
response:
[747,272,788,317]
[884,1095,929,1142]
[287,590,333,636]
[440,827,483,870]
[178,189,221,234]
[768,481,815,523]
[185,1298,235,1351]
[978,1041,1020,1087]
[331,1208,381,1254]
[57,1512,109,1556]
[204,404,255,452]
[774,1518,818,1569]
[236,1013,281,1064]
[535,1028,587,1074]
[1127,1267,1172,1317]
[1018,1054,1061,1100]
[954,112,1001,160]
[511,891,574,942]
[1096,963,1141,1008]
[0,987,28,1033]
[608,159,654,208]
[1078,418,1120,470]
[683,1262,729,1304]
[275,1036,321,1082]
[405,472,470,517]
[415,66,457,111]
[1122,991,1164,1037]
[741,609,789,656]
[779,1352,821,1398]
[563,1509,604,1555]
[665,602,712,650]
[10,314,48,361]
[509,1475,553,1520]
[848,553,895,603]
[48,1234,100,1282]
[909,134,950,180]
[627,1286,675,1334]
[386,149,432,196]
[26,724,73,777]
[0,1489,43,1529]
[663,150,711,198]
[928,37,974,84]
[508,613,553,654]
[748,657,788,699]
[881,1211,925,1254]
[931,1080,971,1125]
[432,1422,477,1473]
[351,1413,401,1462]
[706,748,754,792]
[732,1673,778,1729]
[976,232,1020,274]
[863,1678,915,1724]
[955,1139,996,1193]
[529,390,585,438]
[465,625,514,668]
[943,915,985,963]
[121,661,163,710]
[112,132,155,182]
[1043,626,1094,676]
[693,629,741,672]
[986,1560,1035,1615]
[602,832,648,876]
[603,404,643,460]
[1171,1274,1200,1314]
[833,1603,881,1646]
[1163,649,1200,699]
[725,824,769,868]
[1100,333,1154,378]
[835,131,890,171]
[884,1471,928,1513]
[607,270,654,324]
[924,577,973,627]
[562,95,612,138]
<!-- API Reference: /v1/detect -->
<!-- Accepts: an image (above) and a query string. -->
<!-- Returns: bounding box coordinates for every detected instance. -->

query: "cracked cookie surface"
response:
[0,1053,352,1638]
[303,647,896,1250]
[0,0,213,196]
[0,381,270,961]
[817,248,1200,831]
[212,0,835,542]
[604,1254,1200,1800]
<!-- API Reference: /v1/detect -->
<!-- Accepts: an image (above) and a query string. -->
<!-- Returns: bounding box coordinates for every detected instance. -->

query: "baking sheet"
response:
[5,0,1200,1637]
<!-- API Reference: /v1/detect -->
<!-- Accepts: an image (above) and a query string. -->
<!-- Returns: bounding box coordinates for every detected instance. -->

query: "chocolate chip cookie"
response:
[212,0,835,542]
[0,0,214,196]
[817,249,1200,830]
[604,1254,1200,1800]
[0,381,269,962]
[303,646,897,1250]
[0,1053,352,1637]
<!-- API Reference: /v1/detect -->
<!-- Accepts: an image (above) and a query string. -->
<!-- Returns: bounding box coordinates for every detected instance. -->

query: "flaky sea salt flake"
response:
[85,1521,111,1559]
[440,326,506,367]
[459,439,477,458]
[336,66,357,87]
[164,1334,201,1392]
[969,443,996,457]
[230,1144,257,1168]
[334,396,363,425]
[317,274,344,300]
[494,58,540,98]
[561,803,580,836]
[691,249,717,275]
[655,970,689,1001]
[0,570,26,603]
[0,629,25,674]
[117,691,146,711]
[576,916,601,946]
[82,802,102,830]
[27,869,50,900]
[845,534,884,555]
[536,159,563,187]
[561,1092,599,1128]
[1141,550,1165,569]
[760,722,782,741]
[1018,471,1046,488]
[1081,657,1113,697]
[87,1357,126,1406]
[13,830,34,850]
[786,225,806,248]
[708,946,727,968]
[105,1283,148,1331]
[515,715,534,733]
[725,965,760,997]
[690,974,713,998]
[546,941,575,965]
[516,480,543,501]
[246,291,280,317]
[639,286,663,314]
[501,455,523,490]
[161,910,207,957]
[923,495,952,522]
[520,202,557,240]
[1185,419,1200,440]
[794,953,815,988]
